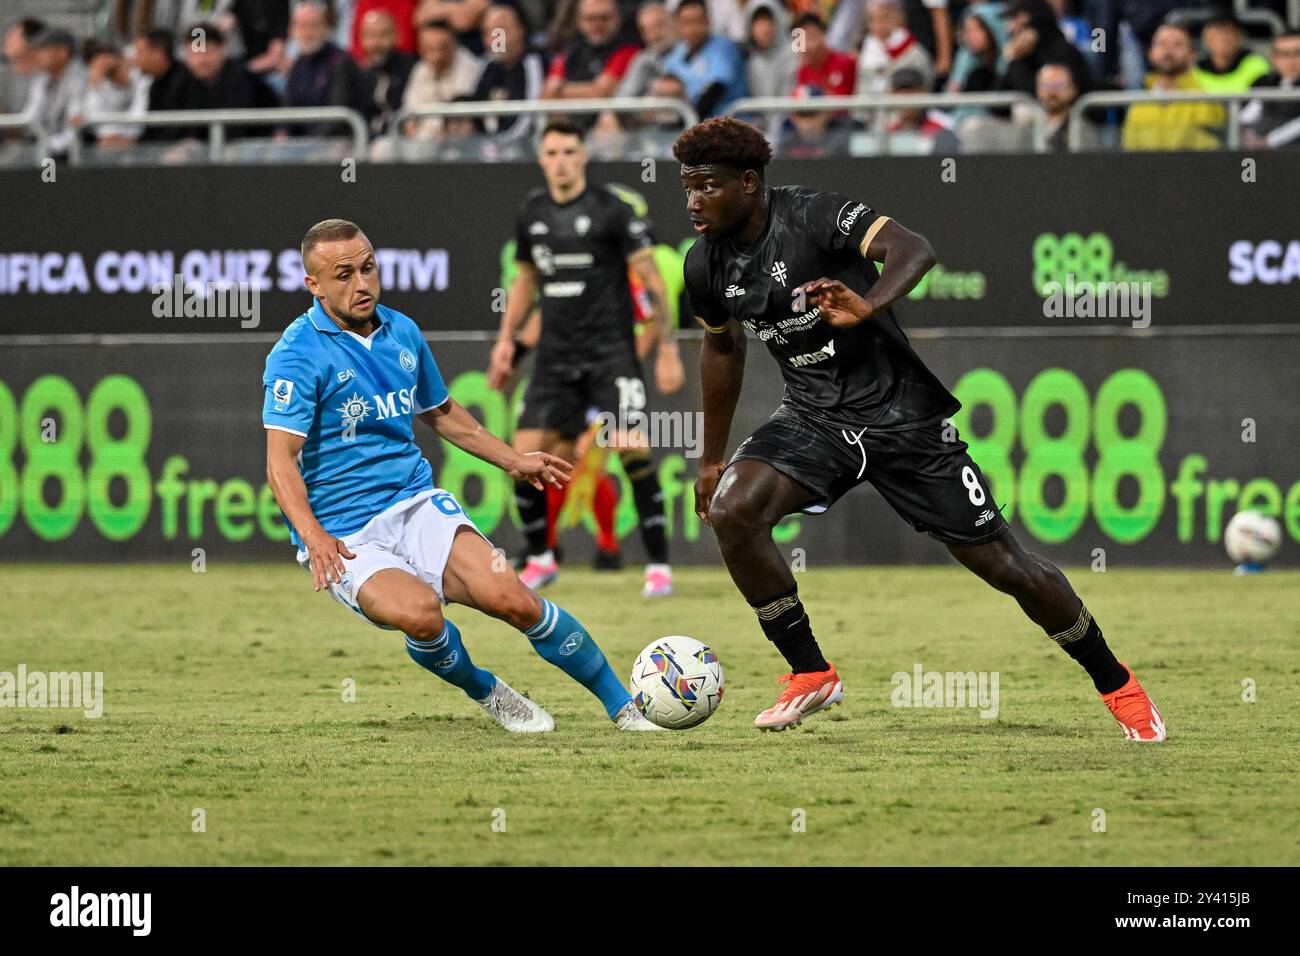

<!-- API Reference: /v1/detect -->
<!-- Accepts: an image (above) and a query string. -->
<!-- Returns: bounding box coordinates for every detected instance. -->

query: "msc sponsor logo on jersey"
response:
[399,348,417,372]
[338,392,372,428]
[788,340,835,367]
[272,379,294,406]
[338,386,419,430]
[724,284,746,297]
[837,201,868,235]
[1228,239,1300,285]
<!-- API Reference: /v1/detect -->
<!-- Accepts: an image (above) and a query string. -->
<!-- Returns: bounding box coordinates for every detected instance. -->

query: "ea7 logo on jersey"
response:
[725,284,745,297]
[788,340,835,367]
[837,201,868,235]
[272,379,294,406]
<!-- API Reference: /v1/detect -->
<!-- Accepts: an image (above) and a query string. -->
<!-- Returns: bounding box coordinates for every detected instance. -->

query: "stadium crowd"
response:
[1,0,1297,158]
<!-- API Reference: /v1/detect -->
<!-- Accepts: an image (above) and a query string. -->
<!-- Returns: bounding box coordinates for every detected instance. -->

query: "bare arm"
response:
[694,318,747,523]
[797,219,937,327]
[931,7,954,76]
[417,397,572,490]
[488,262,539,389]
[266,427,354,590]
[629,247,684,394]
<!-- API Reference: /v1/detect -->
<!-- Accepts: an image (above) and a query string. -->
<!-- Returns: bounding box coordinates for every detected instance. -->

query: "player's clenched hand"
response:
[694,462,724,525]
[487,339,515,390]
[655,343,685,395]
[508,451,573,491]
[302,528,356,592]
[798,278,874,328]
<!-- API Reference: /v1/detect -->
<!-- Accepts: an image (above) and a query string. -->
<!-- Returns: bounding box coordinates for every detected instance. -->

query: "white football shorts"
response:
[295,489,482,629]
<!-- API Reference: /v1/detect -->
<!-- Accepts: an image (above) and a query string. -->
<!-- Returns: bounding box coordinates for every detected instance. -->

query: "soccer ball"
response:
[1224,510,1282,567]
[629,636,724,729]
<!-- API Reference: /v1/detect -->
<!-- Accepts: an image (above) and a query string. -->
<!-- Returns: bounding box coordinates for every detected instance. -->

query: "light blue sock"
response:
[524,599,631,718]
[405,620,496,701]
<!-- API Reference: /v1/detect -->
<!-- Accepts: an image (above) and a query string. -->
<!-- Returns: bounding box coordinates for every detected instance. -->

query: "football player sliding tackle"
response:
[264,219,662,733]
[675,118,1166,738]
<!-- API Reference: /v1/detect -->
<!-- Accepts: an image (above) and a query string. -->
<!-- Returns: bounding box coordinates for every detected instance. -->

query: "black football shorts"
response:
[517,351,647,440]
[728,404,1010,547]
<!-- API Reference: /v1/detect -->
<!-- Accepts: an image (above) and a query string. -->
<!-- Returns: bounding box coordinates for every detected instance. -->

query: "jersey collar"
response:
[308,298,385,336]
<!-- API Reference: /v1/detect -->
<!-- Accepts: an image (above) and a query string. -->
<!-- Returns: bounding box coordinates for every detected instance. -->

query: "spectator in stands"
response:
[616,2,677,99]
[287,1,351,108]
[1036,60,1086,151]
[25,28,87,157]
[2,18,44,116]
[745,1,796,100]
[999,0,1093,98]
[186,20,279,133]
[81,39,142,149]
[1241,30,1300,149]
[828,0,953,82]
[351,0,419,59]
[132,28,203,140]
[780,82,853,157]
[640,70,691,129]
[333,7,417,135]
[886,65,959,152]
[232,0,292,76]
[793,12,856,97]
[857,0,933,96]
[945,3,1006,94]
[416,0,489,56]
[402,19,483,137]
[542,0,641,111]
[661,0,746,117]
[1195,13,1271,94]
[666,0,745,45]
[471,3,545,137]
[1122,23,1224,150]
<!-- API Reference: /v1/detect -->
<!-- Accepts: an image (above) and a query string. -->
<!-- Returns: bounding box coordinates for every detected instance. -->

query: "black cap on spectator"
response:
[9,18,46,41]
[890,67,926,90]
[1203,8,1243,31]
[792,12,827,32]
[30,26,76,50]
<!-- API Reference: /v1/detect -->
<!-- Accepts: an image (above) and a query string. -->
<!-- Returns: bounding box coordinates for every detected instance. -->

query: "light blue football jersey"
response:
[262,299,449,547]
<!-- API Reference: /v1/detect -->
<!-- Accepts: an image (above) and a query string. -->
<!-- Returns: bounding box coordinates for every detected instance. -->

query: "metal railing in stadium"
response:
[66,106,369,164]
[0,113,48,161]
[725,92,1048,154]
[390,96,700,130]
[1067,87,1300,151]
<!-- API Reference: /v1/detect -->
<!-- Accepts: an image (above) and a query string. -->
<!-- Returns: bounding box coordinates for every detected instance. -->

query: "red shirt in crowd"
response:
[797,49,857,96]
[351,0,418,60]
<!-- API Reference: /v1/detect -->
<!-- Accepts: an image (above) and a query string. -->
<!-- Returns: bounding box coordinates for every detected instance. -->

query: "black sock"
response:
[753,589,828,674]
[1050,607,1128,694]
[626,454,668,564]
[514,481,548,558]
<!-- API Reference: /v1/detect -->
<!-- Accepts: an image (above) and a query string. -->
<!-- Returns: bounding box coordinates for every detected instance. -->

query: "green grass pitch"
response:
[2,563,1297,866]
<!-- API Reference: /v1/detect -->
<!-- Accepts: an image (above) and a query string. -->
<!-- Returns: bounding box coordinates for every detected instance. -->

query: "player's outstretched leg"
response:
[619,447,672,598]
[946,530,1166,741]
[442,528,662,731]
[708,460,843,731]
[357,568,554,733]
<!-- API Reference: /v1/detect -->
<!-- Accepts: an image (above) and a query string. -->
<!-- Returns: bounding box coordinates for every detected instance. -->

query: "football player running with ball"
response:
[676,118,1166,740]
[264,219,661,733]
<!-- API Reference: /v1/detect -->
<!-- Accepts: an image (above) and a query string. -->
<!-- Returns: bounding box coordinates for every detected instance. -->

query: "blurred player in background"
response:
[676,118,1165,740]
[496,183,686,573]
[489,119,685,597]
[264,218,661,733]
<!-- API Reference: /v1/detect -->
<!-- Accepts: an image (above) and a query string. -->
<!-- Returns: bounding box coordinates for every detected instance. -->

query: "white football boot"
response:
[475,679,555,733]
[612,700,665,731]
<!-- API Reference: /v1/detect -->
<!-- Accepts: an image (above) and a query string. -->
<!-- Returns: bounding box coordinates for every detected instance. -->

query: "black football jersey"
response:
[683,184,959,432]
[514,183,655,364]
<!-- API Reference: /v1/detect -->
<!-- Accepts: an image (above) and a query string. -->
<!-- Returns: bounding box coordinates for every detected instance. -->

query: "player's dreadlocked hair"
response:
[672,118,773,176]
